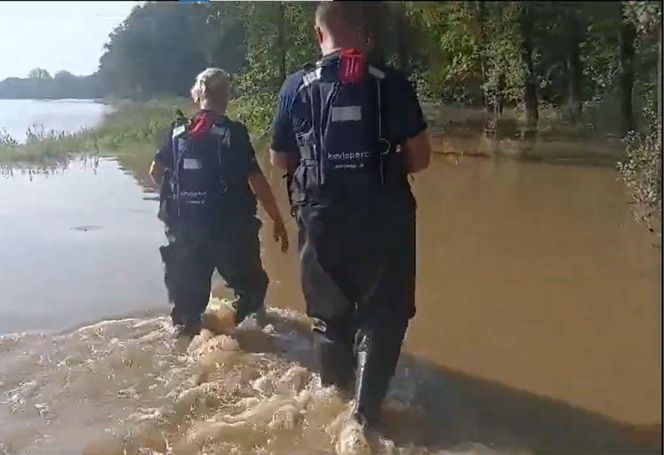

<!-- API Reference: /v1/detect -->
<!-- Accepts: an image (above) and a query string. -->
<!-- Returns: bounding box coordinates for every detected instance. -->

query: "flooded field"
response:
[0,102,660,454]
[0,99,111,142]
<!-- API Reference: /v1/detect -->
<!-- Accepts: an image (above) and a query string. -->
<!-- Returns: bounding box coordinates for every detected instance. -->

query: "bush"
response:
[618,109,662,234]
[0,96,278,169]
[229,93,276,139]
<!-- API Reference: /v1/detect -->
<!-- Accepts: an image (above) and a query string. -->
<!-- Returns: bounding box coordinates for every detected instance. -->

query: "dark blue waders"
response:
[160,218,268,330]
[157,113,268,333]
[298,195,415,425]
[288,53,418,425]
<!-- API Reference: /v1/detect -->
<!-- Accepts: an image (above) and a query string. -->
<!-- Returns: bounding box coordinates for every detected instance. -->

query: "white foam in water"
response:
[0,298,530,455]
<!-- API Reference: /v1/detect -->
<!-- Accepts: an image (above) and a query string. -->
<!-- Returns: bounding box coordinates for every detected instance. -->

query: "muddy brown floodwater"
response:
[256,137,662,448]
[0,123,660,454]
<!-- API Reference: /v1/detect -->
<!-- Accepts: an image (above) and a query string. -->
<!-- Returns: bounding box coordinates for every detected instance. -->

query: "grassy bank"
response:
[0,97,273,167]
[2,98,658,240]
[0,98,192,166]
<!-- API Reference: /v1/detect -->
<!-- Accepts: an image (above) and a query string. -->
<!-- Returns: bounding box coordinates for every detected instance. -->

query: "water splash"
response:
[0,299,529,455]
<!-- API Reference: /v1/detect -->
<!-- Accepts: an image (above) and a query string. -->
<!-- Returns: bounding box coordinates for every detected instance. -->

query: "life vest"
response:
[290,49,408,207]
[159,111,251,228]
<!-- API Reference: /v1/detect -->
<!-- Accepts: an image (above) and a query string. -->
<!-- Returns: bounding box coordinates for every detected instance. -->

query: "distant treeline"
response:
[1,1,661,134]
[0,69,104,100]
[94,1,661,135]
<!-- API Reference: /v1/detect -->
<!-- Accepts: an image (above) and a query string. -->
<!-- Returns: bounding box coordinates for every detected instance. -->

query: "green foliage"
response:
[27,68,52,80]
[1,1,659,135]
[618,107,662,230]
[237,3,317,94]
[1,0,661,227]
[93,99,191,149]
[228,2,317,137]
[229,93,276,138]
[485,2,524,106]
[0,99,191,164]
[98,2,214,99]
[406,2,483,103]
[0,125,96,164]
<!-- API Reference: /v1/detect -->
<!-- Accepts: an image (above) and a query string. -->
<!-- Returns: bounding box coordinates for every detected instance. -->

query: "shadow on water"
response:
[232,314,661,455]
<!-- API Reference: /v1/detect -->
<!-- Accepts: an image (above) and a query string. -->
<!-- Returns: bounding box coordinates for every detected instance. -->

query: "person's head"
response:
[190,67,231,114]
[314,2,370,55]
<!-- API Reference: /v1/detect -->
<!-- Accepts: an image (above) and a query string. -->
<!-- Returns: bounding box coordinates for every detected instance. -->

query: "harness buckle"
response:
[378,138,391,156]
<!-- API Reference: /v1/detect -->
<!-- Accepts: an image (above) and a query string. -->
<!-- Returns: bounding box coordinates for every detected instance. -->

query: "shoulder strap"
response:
[309,78,324,185]
[300,62,391,186]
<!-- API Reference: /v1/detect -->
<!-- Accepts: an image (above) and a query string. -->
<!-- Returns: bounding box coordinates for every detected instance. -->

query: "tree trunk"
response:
[520,4,539,128]
[658,21,662,124]
[475,1,490,115]
[276,2,286,83]
[566,17,583,124]
[366,2,388,62]
[395,3,409,71]
[619,3,636,134]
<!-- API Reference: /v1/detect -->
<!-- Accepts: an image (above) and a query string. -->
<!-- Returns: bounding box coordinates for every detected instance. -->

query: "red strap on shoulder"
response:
[339,48,367,84]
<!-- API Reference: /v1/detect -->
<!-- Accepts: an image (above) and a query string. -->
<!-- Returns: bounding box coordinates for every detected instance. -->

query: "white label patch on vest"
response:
[183,158,202,170]
[172,125,186,138]
[330,105,362,122]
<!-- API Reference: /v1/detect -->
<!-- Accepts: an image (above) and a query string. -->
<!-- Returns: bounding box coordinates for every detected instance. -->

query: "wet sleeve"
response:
[235,123,261,176]
[391,74,428,142]
[270,76,299,156]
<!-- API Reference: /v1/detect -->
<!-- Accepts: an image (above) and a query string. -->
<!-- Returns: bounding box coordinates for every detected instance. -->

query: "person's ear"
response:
[315,25,324,45]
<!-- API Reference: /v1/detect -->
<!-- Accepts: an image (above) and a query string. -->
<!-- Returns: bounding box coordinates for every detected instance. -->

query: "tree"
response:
[27,68,52,80]
[619,1,637,134]
[17,0,653,140]
[519,2,538,127]
[563,3,587,123]
[98,2,212,99]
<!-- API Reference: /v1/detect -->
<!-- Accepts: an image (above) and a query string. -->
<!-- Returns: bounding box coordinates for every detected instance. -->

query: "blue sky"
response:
[0,1,139,80]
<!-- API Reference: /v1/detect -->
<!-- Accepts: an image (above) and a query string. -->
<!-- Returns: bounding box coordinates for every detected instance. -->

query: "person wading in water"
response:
[150,68,288,338]
[269,3,431,452]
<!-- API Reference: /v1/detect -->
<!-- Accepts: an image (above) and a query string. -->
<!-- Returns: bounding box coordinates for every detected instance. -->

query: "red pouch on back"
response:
[189,111,216,138]
[339,48,367,84]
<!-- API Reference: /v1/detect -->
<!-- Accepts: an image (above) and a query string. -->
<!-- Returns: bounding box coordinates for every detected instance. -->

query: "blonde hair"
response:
[190,67,231,111]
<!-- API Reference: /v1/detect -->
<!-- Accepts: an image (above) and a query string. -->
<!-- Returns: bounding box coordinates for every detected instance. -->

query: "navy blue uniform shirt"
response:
[155,113,260,219]
[155,114,259,178]
[271,55,427,159]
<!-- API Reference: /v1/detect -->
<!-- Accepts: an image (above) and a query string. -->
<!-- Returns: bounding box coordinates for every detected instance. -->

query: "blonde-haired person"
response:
[149,67,288,338]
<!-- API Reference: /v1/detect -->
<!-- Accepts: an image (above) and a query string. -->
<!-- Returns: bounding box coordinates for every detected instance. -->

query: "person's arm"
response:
[149,160,164,184]
[151,129,174,184]
[393,73,431,174]
[248,170,289,252]
[270,74,300,171]
[234,122,289,252]
[270,149,292,171]
[270,149,299,173]
[403,131,431,174]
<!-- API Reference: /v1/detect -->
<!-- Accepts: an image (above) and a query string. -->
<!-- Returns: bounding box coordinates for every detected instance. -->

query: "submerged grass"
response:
[0,98,191,166]
[0,125,96,164]
[0,97,270,168]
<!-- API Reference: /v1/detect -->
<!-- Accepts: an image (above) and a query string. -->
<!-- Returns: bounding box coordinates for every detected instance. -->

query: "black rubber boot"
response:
[312,318,356,393]
[174,312,203,339]
[350,320,408,426]
[230,267,269,327]
[232,298,268,328]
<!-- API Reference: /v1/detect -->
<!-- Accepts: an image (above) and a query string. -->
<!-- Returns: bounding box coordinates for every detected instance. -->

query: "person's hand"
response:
[273,221,289,253]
